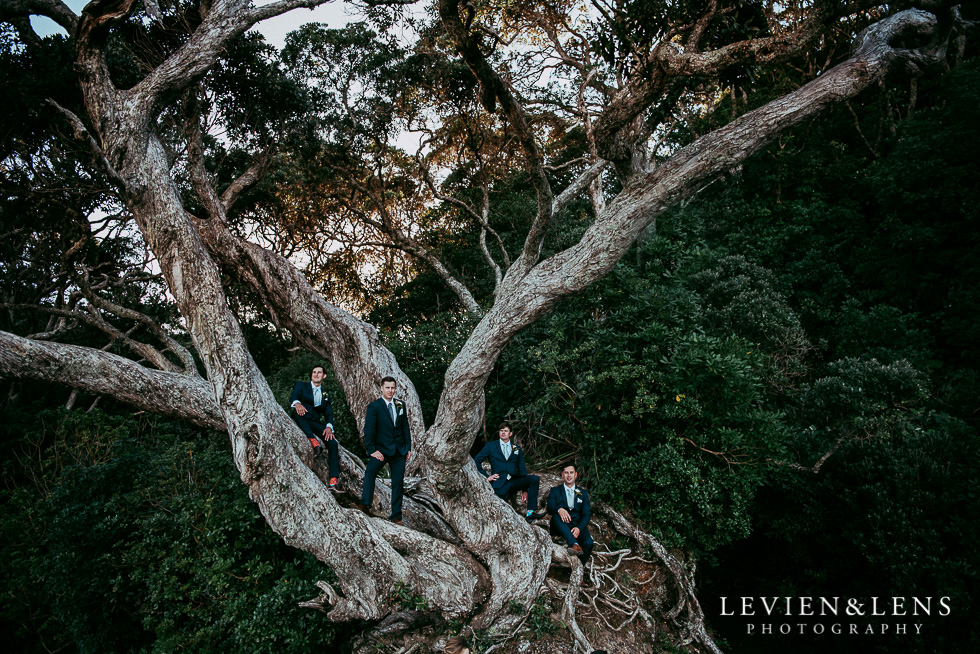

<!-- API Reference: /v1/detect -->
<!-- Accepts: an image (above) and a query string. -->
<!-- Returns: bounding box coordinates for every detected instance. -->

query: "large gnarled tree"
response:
[0,0,970,651]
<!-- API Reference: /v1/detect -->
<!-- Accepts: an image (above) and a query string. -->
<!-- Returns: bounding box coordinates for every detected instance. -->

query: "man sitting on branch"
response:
[474,422,545,522]
[548,462,594,561]
[290,364,340,491]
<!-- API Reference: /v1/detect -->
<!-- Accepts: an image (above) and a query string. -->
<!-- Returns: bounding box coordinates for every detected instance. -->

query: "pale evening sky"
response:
[30,1,366,49]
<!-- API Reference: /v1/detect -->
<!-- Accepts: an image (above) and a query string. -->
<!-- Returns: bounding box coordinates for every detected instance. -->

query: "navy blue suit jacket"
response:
[363,398,411,457]
[474,440,529,492]
[547,484,591,531]
[289,382,333,426]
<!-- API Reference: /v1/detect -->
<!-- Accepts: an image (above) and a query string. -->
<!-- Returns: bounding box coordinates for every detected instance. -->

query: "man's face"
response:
[562,466,577,486]
[498,426,512,442]
[310,367,325,385]
[381,380,397,401]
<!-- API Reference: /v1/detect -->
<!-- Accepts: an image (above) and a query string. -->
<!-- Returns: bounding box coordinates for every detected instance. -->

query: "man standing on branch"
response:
[548,463,594,561]
[290,365,340,491]
[357,376,412,524]
[474,423,544,522]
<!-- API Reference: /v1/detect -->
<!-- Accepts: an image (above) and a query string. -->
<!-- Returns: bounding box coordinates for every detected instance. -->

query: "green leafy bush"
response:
[0,407,345,654]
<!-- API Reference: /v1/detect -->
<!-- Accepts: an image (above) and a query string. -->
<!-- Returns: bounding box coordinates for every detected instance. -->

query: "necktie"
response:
[503,442,511,459]
[313,385,321,407]
[566,487,575,509]
[389,401,396,424]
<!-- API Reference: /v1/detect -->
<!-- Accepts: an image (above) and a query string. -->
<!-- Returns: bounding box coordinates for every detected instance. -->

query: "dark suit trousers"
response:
[551,516,594,561]
[496,474,540,511]
[292,412,339,479]
[361,454,407,519]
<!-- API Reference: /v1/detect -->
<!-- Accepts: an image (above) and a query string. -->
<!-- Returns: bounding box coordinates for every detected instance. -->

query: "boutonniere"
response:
[574,488,582,497]
[513,447,520,454]
[394,399,404,415]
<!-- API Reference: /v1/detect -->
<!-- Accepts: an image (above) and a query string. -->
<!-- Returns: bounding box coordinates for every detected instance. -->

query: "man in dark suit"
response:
[473,423,544,522]
[289,364,340,491]
[547,462,594,561]
[356,376,412,524]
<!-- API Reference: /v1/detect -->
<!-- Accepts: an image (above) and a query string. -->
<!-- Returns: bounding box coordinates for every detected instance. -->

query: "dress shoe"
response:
[567,544,584,555]
[391,518,404,525]
[353,502,371,515]
[525,511,545,522]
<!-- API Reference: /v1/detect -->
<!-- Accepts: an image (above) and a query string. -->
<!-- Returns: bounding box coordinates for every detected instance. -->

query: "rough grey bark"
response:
[0,328,461,545]
[70,0,489,623]
[0,330,223,430]
[189,209,427,443]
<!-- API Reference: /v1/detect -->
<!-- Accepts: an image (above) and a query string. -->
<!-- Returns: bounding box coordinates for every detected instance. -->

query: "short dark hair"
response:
[381,376,397,386]
[562,461,577,472]
[444,635,469,654]
[311,365,325,374]
[498,422,512,431]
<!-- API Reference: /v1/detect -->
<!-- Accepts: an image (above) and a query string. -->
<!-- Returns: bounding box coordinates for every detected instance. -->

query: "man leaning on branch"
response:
[356,376,412,524]
[473,422,545,522]
[290,365,340,491]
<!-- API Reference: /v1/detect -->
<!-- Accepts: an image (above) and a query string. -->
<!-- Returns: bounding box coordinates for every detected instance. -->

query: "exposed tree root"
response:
[559,554,593,653]
[596,505,724,654]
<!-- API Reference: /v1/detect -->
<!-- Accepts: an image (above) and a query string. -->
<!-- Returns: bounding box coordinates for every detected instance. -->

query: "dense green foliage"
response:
[485,249,792,553]
[0,405,347,654]
[689,60,980,654]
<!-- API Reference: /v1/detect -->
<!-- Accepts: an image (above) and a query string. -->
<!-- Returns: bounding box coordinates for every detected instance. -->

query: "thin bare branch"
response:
[768,433,852,473]
[437,0,554,274]
[46,98,128,193]
[552,160,609,217]
[349,176,484,317]
[220,149,274,212]
[591,0,882,162]
[560,558,593,653]
[77,272,197,374]
[419,162,506,291]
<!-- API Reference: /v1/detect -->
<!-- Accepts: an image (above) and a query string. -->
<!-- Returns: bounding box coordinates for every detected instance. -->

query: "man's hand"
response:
[370,451,385,461]
[571,527,580,538]
[487,473,500,482]
[322,426,335,441]
[521,491,528,503]
[294,404,307,416]
[558,508,571,523]
[406,451,412,462]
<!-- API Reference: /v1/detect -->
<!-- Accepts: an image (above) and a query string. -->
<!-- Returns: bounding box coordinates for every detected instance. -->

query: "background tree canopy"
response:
[0,1,977,653]
[375,50,980,654]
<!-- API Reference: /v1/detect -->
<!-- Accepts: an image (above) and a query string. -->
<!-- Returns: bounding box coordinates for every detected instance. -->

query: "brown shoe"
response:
[567,544,584,555]
[353,502,371,515]
[391,517,403,525]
